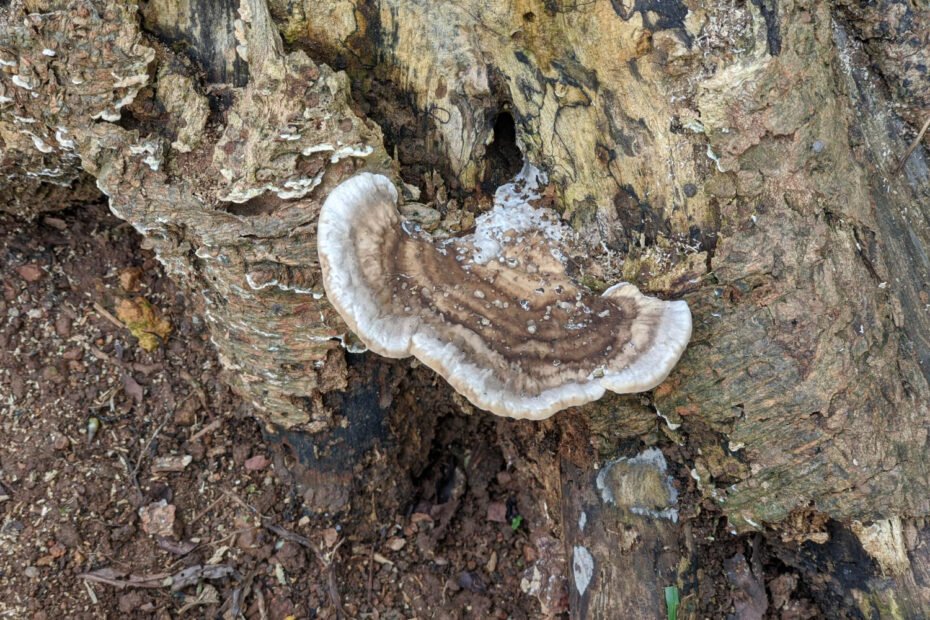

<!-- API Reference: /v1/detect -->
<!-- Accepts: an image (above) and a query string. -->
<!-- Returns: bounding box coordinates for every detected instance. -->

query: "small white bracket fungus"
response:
[317,172,692,420]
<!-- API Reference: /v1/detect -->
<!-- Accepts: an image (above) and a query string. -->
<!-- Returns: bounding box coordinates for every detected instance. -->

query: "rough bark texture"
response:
[3,0,930,615]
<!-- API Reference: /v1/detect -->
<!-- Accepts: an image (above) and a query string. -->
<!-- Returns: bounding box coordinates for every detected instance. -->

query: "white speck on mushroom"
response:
[519,300,530,311]
[597,309,610,318]
[41,48,56,57]
[0,57,16,67]
[474,290,486,299]
[527,321,537,334]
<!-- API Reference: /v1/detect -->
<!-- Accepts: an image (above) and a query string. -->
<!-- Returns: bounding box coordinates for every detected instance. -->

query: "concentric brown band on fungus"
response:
[317,172,692,420]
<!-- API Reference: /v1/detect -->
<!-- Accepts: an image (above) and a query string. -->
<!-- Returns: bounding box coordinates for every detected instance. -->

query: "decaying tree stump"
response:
[3,0,930,615]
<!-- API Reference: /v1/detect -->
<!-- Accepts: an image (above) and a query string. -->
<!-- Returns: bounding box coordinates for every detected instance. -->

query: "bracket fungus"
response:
[317,168,692,420]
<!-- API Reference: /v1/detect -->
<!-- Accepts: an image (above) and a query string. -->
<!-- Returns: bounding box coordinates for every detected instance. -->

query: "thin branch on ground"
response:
[895,114,930,174]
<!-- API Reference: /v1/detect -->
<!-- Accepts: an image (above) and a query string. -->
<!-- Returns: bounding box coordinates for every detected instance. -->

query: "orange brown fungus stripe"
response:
[318,173,692,420]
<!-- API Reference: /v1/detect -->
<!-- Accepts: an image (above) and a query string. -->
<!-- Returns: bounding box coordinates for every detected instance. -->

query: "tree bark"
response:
[2,0,930,615]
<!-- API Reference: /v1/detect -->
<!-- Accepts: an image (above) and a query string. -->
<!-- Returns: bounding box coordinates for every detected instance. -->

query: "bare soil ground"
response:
[0,201,549,619]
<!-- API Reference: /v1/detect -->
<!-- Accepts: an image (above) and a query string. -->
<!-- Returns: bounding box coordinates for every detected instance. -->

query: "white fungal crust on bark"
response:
[318,171,692,420]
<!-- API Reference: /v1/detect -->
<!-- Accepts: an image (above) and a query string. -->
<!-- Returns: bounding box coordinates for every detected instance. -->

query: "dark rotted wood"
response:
[560,457,681,619]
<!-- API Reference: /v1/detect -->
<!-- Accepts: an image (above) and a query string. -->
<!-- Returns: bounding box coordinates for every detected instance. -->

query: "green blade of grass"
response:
[665,585,680,620]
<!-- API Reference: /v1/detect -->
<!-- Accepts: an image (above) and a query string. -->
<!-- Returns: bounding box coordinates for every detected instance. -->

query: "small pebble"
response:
[54,315,71,338]
[16,264,43,282]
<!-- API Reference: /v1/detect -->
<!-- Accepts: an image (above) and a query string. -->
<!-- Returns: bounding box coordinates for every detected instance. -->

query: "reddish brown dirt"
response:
[0,202,550,619]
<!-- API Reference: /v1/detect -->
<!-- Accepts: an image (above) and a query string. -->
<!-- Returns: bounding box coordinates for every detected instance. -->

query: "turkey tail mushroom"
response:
[317,171,692,420]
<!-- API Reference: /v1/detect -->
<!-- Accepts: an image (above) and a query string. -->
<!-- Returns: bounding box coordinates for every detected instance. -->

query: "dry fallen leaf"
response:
[178,583,219,614]
[118,267,143,292]
[115,297,172,351]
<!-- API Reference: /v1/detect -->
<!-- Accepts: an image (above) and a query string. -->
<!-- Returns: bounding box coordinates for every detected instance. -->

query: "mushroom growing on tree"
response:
[4,0,930,612]
[318,168,692,419]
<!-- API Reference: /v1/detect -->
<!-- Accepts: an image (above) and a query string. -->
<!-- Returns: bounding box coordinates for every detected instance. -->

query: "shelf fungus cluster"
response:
[317,168,692,419]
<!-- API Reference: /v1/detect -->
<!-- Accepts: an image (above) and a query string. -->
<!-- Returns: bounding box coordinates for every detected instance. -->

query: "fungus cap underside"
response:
[317,172,692,420]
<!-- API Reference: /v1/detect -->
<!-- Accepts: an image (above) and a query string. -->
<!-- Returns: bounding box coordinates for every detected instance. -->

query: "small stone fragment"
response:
[173,398,199,426]
[385,536,406,551]
[322,527,339,548]
[244,454,271,471]
[43,217,68,231]
[373,552,393,565]
[139,499,178,538]
[16,264,43,282]
[152,455,192,473]
[51,433,69,451]
[487,501,507,523]
[486,550,498,574]
[54,315,72,338]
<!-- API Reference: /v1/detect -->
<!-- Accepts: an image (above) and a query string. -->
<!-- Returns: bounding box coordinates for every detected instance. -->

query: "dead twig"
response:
[222,491,347,618]
[189,493,228,526]
[130,408,172,481]
[78,568,170,589]
[895,114,930,175]
[179,368,210,411]
[92,301,126,331]
[264,523,346,618]
[366,540,376,607]
[78,564,238,592]
[189,418,222,443]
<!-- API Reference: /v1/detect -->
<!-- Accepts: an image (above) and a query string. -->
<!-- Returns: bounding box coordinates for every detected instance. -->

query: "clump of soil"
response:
[0,202,551,618]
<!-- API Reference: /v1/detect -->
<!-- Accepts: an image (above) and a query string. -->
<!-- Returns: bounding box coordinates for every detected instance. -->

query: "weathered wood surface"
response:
[3,0,930,614]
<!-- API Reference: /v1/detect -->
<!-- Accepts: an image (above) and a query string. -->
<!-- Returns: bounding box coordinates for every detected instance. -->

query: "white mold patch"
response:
[471,162,566,264]
[129,141,162,171]
[596,447,680,522]
[572,546,595,596]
